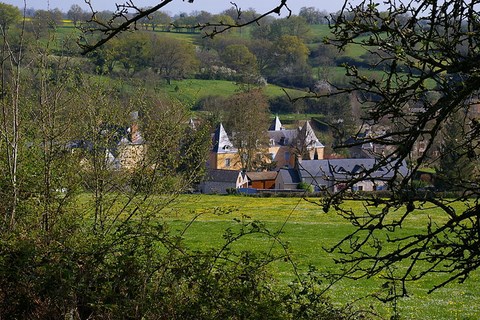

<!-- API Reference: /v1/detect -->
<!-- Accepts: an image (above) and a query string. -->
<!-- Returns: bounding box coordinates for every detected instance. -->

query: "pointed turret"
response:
[299,121,323,149]
[212,123,237,153]
[269,115,284,131]
[298,121,324,160]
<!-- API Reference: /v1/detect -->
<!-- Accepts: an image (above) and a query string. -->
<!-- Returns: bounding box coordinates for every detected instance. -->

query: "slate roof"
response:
[212,123,237,153]
[277,168,301,185]
[269,115,284,131]
[298,159,408,181]
[299,121,324,149]
[268,120,324,149]
[268,129,298,146]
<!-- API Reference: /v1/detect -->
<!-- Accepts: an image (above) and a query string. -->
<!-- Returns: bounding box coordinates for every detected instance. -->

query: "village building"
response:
[207,123,242,170]
[296,158,408,193]
[208,116,325,171]
[275,168,301,190]
[198,169,248,194]
[246,171,277,189]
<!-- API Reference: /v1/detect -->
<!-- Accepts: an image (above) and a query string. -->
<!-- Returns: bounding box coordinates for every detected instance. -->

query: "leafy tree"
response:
[146,10,171,31]
[252,15,312,42]
[220,44,258,82]
[192,10,213,24]
[435,109,478,191]
[298,7,328,25]
[322,0,480,299]
[29,9,63,36]
[120,32,153,73]
[149,35,198,84]
[221,6,260,36]
[86,39,120,74]
[67,4,87,27]
[248,39,274,73]
[224,89,271,171]
[268,35,313,88]
[0,3,21,30]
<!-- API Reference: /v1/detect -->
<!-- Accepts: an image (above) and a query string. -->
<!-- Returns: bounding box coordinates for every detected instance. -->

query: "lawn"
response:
[157,194,480,320]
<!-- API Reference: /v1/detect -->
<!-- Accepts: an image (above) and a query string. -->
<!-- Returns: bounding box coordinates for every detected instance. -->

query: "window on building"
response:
[225,158,231,167]
[285,152,290,162]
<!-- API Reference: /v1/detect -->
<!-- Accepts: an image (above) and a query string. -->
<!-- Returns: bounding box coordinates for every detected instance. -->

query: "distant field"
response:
[159,79,306,104]
[157,194,480,320]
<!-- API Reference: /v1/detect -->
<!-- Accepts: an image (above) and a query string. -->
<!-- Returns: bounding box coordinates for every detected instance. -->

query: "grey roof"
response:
[277,168,301,184]
[268,121,324,149]
[299,121,324,148]
[268,129,298,146]
[204,169,241,183]
[298,159,408,181]
[212,123,237,153]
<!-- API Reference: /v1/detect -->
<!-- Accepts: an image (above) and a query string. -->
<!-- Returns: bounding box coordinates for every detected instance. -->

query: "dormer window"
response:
[223,145,229,150]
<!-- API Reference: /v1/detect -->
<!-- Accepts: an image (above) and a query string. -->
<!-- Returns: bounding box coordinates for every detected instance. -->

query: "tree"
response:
[0,4,23,229]
[321,0,480,298]
[31,9,63,32]
[67,4,87,27]
[145,11,171,31]
[251,15,312,42]
[248,39,274,73]
[268,35,313,88]
[149,35,198,84]
[435,109,478,191]
[0,3,21,30]
[115,32,152,73]
[224,89,271,171]
[220,44,258,81]
[79,1,291,54]
[298,7,328,25]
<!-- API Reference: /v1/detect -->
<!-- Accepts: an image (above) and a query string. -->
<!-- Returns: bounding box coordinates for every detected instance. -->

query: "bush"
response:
[297,181,314,193]
[0,214,352,319]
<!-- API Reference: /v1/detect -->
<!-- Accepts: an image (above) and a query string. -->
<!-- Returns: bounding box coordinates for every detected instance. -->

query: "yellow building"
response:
[208,123,242,170]
[267,116,324,168]
[209,117,325,171]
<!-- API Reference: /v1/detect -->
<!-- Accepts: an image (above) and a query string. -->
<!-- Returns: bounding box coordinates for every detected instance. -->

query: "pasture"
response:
[160,194,480,320]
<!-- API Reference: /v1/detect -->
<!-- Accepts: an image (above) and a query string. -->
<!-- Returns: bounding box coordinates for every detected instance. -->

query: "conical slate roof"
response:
[300,121,324,148]
[269,115,284,131]
[212,123,237,153]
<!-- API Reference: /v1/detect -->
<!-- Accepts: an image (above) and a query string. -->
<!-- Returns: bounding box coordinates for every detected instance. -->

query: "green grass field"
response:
[153,194,480,320]
[157,79,306,105]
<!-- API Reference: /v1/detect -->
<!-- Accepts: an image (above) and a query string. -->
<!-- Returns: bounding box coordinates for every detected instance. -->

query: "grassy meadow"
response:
[151,194,480,320]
